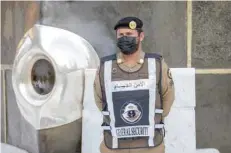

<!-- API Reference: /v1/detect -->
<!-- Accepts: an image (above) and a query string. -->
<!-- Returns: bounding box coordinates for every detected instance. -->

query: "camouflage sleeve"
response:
[161,59,175,117]
[93,67,103,111]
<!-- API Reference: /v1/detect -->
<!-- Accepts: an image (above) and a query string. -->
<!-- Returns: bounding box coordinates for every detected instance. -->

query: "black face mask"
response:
[117,36,139,55]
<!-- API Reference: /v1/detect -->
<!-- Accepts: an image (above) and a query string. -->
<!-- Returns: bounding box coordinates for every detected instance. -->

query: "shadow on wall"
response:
[39,1,187,67]
[40,1,118,58]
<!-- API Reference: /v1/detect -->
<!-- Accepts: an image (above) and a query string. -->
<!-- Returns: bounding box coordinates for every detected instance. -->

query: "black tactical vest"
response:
[99,53,164,149]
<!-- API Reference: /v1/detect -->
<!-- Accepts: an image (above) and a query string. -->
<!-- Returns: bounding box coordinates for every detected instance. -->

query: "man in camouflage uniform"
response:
[94,17,175,153]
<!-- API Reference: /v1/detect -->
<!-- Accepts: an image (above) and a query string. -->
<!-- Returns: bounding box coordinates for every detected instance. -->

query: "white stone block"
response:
[196,149,220,153]
[0,143,28,153]
[82,69,102,153]
[171,68,195,108]
[82,109,102,153]
[164,107,196,153]
[83,69,98,111]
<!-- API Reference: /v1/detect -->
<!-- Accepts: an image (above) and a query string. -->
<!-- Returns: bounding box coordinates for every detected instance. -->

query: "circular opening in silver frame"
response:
[31,59,55,95]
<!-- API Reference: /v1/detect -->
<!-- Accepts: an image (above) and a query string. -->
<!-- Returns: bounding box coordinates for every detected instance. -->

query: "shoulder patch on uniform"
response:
[169,79,174,86]
[167,68,172,79]
[112,67,117,73]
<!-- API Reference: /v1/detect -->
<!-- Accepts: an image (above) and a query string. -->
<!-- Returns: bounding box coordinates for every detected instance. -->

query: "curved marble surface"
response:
[12,24,100,129]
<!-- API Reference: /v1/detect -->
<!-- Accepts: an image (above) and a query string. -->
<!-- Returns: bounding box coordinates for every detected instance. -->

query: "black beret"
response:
[114,17,143,30]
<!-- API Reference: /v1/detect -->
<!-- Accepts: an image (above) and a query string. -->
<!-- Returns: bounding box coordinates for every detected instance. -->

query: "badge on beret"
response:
[129,21,137,30]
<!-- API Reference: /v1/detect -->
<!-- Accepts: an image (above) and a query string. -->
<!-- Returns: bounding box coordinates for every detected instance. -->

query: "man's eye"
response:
[126,33,132,36]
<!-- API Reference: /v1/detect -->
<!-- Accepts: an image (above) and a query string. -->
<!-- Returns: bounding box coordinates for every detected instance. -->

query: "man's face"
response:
[116,28,144,41]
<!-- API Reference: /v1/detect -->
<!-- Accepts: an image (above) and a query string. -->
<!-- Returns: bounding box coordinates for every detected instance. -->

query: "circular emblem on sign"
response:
[120,101,142,124]
[129,21,137,30]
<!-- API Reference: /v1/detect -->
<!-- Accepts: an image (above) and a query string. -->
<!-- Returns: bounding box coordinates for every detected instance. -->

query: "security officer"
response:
[93,17,175,153]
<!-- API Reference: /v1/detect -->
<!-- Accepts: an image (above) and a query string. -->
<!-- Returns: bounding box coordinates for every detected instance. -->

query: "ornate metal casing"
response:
[11,24,99,153]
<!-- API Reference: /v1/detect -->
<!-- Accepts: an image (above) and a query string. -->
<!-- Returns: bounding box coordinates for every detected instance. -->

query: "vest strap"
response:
[102,126,111,130]
[100,54,117,62]
[155,109,163,114]
[155,124,164,129]
[102,111,110,116]
[144,53,162,60]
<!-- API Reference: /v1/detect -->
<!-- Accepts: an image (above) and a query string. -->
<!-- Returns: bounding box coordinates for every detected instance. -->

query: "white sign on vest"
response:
[82,68,220,153]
